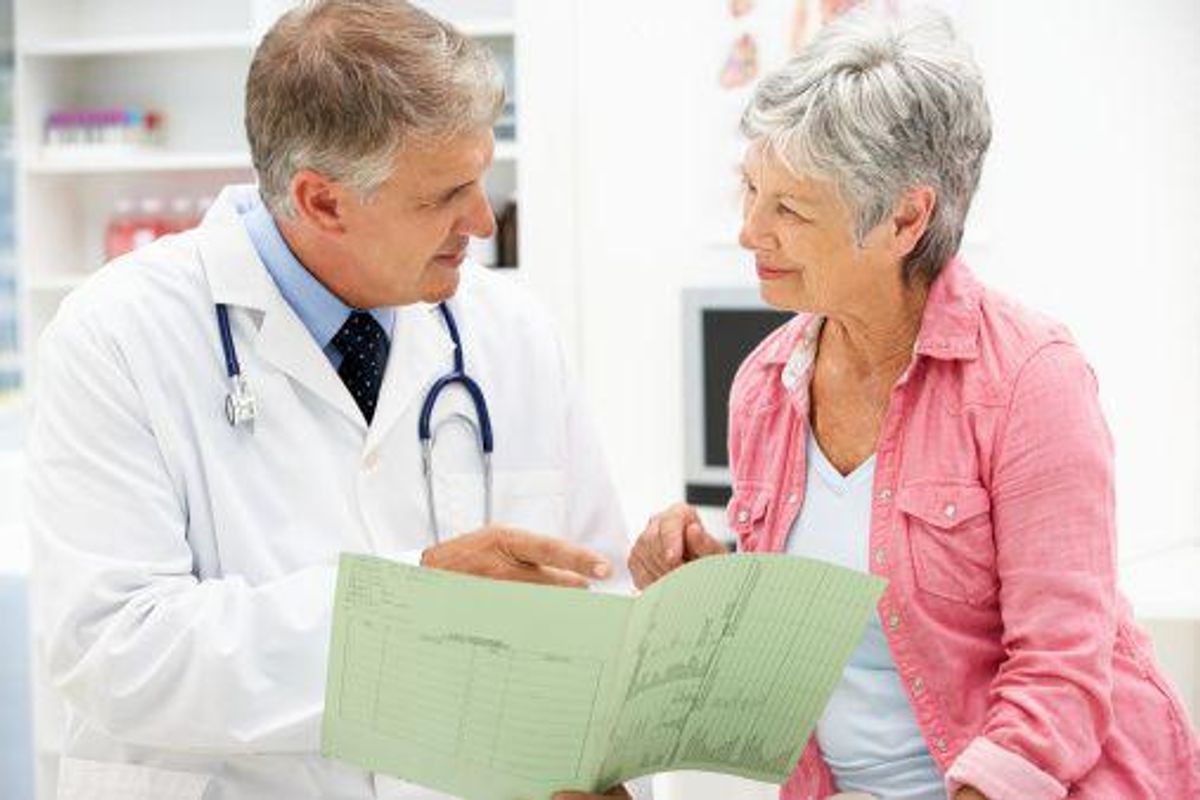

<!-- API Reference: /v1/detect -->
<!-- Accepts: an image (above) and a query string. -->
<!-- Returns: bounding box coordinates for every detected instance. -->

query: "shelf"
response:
[27,150,252,175]
[457,19,516,38]
[25,145,510,175]
[28,274,88,292]
[18,31,258,58]
[493,140,519,162]
[17,20,512,59]
[0,450,27,572]
[1120,543,1200,621]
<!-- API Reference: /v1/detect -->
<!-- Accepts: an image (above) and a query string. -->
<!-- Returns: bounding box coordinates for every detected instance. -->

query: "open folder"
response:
[321,552,885,799]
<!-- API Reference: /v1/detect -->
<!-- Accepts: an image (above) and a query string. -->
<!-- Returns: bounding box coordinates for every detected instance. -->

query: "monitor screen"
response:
[701,308,792,467]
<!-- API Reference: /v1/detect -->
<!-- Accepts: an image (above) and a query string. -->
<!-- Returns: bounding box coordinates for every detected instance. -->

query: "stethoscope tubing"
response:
[217,299,494,537]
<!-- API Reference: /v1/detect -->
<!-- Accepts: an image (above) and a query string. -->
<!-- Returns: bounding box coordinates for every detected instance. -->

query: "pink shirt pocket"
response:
[896,481,997,606]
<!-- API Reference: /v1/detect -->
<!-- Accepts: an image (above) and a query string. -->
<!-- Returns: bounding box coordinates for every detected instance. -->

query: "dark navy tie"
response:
[332,311,390,423]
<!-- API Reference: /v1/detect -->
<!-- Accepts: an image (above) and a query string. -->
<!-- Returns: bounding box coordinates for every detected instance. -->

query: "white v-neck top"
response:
[785,431,944,799]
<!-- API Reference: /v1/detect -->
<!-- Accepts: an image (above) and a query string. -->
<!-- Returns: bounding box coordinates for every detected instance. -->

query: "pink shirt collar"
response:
[766,258,984,395]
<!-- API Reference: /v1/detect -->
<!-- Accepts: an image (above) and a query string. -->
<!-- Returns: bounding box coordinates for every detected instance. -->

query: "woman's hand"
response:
[554,784,630,799]
[628,502,727,589]
[954,786,989,800]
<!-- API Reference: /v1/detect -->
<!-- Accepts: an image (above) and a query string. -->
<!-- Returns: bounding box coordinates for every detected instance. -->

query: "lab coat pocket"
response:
[57,757,210,800]
[443,468,567,538]
[897,482,997,605]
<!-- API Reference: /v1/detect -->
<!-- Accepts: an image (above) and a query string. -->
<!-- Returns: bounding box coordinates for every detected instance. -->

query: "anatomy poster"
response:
[698,0,965,244]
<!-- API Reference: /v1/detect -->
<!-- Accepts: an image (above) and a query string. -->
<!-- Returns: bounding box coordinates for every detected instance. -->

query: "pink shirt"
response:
[726,259,1199,799]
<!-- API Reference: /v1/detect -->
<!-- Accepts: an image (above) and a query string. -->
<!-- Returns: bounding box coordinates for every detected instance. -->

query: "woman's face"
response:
[738,141,892,315]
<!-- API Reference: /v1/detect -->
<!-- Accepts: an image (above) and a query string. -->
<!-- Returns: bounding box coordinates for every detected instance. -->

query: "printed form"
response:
[322,553,885,799]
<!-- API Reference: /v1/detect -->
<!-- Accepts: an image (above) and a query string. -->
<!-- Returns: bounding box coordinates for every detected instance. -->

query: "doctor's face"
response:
[341,128,497,306]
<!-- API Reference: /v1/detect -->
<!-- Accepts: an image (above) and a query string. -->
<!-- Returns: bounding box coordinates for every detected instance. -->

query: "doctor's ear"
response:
[288,169,349,234]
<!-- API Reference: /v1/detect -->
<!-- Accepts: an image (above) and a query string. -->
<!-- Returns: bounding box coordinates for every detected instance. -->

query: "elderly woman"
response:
[627,9,1199,800]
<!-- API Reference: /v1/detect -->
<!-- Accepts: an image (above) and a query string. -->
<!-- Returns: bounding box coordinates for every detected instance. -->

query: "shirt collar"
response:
[771,258,983,393]
[911,257,981,361]
[240,194,395,350]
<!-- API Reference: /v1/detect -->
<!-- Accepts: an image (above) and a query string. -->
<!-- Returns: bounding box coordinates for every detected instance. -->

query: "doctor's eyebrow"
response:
[422,180,473,206]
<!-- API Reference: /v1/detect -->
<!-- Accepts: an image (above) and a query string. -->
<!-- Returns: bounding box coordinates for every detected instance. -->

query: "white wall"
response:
[962,0,1200,561]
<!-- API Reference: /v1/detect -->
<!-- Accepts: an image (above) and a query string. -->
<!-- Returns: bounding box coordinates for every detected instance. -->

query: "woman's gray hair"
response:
[741,6,991,284]
[246,0,505,217]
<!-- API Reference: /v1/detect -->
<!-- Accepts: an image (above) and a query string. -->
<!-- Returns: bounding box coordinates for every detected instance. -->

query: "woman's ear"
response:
[891,185,937,259]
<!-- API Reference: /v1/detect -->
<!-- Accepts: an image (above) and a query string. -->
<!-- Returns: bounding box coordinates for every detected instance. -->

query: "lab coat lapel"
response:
[195,186,365,429]
[366,302,454,451]
[255,297,365,428]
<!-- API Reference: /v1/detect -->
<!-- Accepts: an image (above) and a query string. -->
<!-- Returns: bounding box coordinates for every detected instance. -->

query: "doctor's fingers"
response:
[496,529,612,581]
[503,563,592,589]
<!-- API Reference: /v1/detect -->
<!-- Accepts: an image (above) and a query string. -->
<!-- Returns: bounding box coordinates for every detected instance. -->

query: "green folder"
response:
[322,552,885,799]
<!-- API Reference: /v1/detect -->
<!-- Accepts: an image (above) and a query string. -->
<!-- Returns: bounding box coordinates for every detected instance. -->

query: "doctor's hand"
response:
[553,785,631,799]
[421,526,612,589]
[628,502,727,590]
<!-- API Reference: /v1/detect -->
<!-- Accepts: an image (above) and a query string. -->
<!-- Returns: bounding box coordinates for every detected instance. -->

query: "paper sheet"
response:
[322,553,885,799]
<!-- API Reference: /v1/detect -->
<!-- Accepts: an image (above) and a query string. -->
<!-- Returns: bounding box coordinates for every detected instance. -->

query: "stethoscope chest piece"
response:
[217,303,257,431]
[225,374,258,429]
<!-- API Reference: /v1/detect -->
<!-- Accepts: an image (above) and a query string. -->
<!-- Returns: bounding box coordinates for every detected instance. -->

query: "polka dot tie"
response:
[332,311,390,424]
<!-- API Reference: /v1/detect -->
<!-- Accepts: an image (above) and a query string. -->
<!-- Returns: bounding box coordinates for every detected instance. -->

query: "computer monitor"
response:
[682,287,792,507]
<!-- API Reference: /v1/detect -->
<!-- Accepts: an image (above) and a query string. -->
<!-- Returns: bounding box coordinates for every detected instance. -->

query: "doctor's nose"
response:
[460,184,496,240]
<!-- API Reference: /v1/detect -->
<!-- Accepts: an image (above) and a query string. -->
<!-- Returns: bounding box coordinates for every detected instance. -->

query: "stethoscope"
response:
[216,300,494,540]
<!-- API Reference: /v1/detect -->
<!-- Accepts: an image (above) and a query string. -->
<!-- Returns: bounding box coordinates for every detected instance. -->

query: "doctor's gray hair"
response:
[741,7,991,284]
[246,0,505,218]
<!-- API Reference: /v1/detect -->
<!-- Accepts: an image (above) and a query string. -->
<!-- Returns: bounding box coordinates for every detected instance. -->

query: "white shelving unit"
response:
[19,31,260,57]
[26,150,254,175]
[0,3,14,402]
[14,0,521,390]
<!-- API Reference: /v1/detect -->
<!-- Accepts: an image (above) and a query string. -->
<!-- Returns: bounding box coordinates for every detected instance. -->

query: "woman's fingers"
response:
[685,521,727,558]
[629,503,723,590]
[628,540,657,590]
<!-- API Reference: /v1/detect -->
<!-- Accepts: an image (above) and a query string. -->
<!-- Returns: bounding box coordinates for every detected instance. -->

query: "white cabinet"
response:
[14,0,520,387]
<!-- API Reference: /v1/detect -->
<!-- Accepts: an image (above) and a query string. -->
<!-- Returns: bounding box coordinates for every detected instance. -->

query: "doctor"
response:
[28,2,636,798]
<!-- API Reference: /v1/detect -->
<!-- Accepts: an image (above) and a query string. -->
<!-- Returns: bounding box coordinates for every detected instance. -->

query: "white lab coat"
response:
[27,185,633,800]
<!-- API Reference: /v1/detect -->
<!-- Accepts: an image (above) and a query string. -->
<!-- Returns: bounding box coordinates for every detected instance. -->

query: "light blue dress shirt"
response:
[239,194,394,370]
[785,430,944,800]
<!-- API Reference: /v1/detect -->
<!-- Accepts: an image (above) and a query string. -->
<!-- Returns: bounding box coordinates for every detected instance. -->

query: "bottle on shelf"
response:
[43,107,166,156]
[496,193,518,268]
[104,195,221,261]
[168,197,198,233]
[130,197,169,252]
[103,198,136,261]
